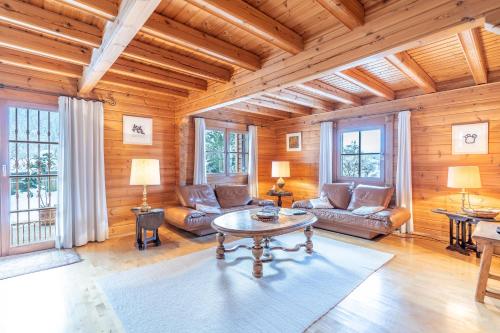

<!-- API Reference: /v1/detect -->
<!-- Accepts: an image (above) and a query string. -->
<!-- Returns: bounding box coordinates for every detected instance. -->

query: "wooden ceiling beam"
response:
[185,0,303,54]
[246,97,312,115]
[337,68,395,100]
[78,0,162,94]
[225,103,290,119]
[100,73,188,99]
[55,0,117,20]
[457,28,488,85]
[265,90,335,111]
[316,0,364,30]
[111,59,207,92]
[0,25,90,65]
[297,80,362,105]
[386,51,437,94]
[485,8,500,35]
[0,0,102,47]
[0,46,82,77]
[55,0,261,71]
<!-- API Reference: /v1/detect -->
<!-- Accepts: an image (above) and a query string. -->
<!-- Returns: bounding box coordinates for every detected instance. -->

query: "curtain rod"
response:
[0,83,117,106]
[310,110,403,125]
[194,116,268,128]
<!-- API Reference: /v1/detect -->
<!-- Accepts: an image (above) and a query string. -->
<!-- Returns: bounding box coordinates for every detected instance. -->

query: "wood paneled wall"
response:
[261,83,500,239]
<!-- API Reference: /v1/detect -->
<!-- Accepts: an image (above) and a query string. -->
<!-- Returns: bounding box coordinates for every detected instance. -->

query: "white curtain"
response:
[396,111,414,233]
[193,118,207,184]
[248,125,259,197]
[318,122,334,195]
[56,97,108,248]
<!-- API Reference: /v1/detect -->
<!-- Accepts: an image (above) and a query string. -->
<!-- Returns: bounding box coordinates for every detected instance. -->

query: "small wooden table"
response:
[472,222,500,303]
[212,208,317,278]
[131,208,164,250]
[266,190,293,207]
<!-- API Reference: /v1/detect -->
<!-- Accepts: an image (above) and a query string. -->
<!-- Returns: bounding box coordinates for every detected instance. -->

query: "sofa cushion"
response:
[307,208,393,233]
[310,196,334,209]
[176,184,220,209]
[321,183,352,209]
[347,185,394,210]
[215,185,252,208]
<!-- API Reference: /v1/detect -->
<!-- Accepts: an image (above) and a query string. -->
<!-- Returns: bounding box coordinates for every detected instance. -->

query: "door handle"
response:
[1,165,6,177]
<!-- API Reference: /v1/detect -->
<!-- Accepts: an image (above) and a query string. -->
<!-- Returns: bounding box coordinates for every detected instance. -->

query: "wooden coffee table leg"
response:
[216,232,226,259]
[252,236,264,278]
[305,226,313,254]
[475,242,493,303]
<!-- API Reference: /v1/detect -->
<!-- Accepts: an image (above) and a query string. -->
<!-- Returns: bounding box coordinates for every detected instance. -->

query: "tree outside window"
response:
[340,129,382,179]
[204,129,248,175]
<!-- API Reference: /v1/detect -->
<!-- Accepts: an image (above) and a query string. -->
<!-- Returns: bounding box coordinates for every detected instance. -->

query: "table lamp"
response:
[272,161,290,192]
[130,159,161,212]
[447,166,481,211]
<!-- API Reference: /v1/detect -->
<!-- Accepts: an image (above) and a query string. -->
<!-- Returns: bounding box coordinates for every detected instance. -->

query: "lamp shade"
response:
[271,161,290,178]
[447,166,481,189]
[130,159,161,186]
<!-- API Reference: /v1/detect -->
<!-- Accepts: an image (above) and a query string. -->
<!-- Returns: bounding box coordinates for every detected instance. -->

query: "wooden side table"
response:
[472,222,500,303]
[266,190,293,207]
[131,208,164,250]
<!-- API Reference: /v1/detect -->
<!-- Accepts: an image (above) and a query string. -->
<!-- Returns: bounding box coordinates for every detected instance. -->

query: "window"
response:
[339,128,383,180]
[205,128,248,175]
[8,107,59,246]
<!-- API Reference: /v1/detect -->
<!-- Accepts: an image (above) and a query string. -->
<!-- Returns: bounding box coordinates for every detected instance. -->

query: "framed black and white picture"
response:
[123,115,153,145]
[452,122,488,155]
[286,132,302,152]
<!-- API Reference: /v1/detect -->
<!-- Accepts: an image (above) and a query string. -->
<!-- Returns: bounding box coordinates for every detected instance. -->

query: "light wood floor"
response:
[0,226,499,333]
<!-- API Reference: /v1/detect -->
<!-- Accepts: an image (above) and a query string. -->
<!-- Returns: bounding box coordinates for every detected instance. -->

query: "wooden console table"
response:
[472,222,500,303]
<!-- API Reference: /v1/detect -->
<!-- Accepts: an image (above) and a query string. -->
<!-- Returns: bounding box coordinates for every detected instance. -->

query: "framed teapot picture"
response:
[451,122,488,155]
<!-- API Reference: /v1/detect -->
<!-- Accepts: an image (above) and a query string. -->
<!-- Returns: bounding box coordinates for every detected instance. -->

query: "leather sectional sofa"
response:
[165,184,273,236]
[292,183,411,239]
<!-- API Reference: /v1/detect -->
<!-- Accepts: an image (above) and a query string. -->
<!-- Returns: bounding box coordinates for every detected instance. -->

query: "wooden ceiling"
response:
[0,0,498,121]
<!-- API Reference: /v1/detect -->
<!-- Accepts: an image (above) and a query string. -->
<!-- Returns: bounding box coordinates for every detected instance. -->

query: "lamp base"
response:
[141,185,151,212]
[276,177,285,192]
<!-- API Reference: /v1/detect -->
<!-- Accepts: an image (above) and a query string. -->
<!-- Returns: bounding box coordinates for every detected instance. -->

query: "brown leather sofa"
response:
[292,183,411,239]
[165,184,273,236]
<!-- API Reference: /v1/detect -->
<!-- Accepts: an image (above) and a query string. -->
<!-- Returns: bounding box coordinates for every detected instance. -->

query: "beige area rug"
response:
[0,248,81,280]
[99,233,394,333]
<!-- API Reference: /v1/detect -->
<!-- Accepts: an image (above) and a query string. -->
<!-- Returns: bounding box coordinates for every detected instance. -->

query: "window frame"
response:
[204,126,249,178]
[334,116,394,187]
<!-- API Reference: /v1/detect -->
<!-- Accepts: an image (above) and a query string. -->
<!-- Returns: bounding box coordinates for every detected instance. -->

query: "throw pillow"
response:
[347,185,394,210]
[195,203,222,214]
[321,183,352,209]
[352,206,385,216]
[310,196,334,209]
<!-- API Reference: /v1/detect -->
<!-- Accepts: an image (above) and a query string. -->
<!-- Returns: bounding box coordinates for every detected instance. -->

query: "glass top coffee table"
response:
[211,208,317,278]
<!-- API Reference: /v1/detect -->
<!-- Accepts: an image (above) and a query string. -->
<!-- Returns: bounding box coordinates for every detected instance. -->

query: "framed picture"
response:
[452,122,488,155]
[286,132,302,152]
[123,115,153,145]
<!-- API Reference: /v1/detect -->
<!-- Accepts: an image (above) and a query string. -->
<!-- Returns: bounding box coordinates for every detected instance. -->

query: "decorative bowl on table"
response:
[253,207,280,222]
[463,208,500,219]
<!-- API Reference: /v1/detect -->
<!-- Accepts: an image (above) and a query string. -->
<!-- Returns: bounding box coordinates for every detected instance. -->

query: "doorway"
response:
[0,103,58,256]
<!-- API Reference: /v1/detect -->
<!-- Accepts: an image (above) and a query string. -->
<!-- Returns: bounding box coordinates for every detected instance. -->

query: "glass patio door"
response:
[0,103,59,256]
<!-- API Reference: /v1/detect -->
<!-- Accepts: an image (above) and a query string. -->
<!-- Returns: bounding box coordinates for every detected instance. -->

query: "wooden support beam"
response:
[124,41,231,83]
[316,0,364,30]
[297,80,362,105]
[225,103,290,119]
[0,0,102,47]
[457,28,488,85]
[1,0,231,83]
[386,52,437,94]
[0,25,90,65]
[247,97,312,115]
[185,0,303,54]
[111,59,207,91]
[56,0,261,71]
[265,90,335,111]
[55,0,117,20]
[78,0,161,94]
[337,68,395,100]
[485,8,500,35]
[0,46,82,77]
[100,73,188,98]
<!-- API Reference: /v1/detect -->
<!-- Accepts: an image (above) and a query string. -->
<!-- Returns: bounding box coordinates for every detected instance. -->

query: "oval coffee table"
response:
[212,208,317,278]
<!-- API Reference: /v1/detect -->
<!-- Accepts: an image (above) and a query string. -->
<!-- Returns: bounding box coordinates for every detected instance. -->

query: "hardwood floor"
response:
[0,227,499,333]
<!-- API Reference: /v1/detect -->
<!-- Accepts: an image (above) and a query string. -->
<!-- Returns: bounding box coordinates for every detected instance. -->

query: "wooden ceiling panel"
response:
[480,28,500,72]
[357,59,415,91]
[319,73,370,97]
[406,35,470,83]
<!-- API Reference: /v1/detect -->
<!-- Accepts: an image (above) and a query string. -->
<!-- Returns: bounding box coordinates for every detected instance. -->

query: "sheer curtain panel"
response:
[396,111,414,233]
[193,118,207,184]
[248,125,259,197]
[319,122,334,195]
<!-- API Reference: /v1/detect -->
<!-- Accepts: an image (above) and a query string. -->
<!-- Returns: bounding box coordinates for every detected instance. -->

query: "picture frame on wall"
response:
[451,122,488,155]
[123,115,153,145]
[286,132,302,152]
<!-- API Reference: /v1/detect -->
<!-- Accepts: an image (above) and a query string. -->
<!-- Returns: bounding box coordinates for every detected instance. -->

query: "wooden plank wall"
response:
[0,65,178,238]
[262,83,500,239]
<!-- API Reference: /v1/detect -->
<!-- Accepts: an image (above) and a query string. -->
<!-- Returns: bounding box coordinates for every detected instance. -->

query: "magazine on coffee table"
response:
[279,208,306,216]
